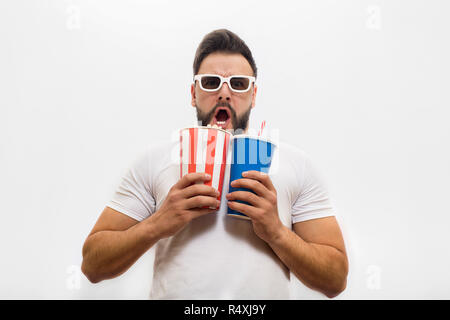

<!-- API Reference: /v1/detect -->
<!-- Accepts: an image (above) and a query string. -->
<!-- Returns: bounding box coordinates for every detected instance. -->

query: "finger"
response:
[182,184,219,199]
[227,201,259,218]
[189,207,218,219]
[185,195,220,210]
[230,178,269,197]
[177,172,211,189]
[242,170,276,192]
[226,191,262,207]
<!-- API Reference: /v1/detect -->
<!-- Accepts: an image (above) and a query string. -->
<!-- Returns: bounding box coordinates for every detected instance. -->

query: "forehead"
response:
[197,52,253,77]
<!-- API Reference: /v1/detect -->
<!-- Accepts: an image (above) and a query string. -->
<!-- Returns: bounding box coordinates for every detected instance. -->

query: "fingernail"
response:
[242,171,248,177]
[205,174,211,179]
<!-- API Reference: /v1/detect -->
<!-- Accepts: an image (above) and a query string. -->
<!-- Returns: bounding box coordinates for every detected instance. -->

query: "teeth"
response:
[217,121,226,124]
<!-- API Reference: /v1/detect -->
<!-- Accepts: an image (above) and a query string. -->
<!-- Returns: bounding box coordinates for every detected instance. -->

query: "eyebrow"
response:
[209,72,232,77]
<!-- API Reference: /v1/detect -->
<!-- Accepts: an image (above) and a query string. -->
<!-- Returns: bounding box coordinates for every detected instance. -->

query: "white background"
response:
[1,0,449,299]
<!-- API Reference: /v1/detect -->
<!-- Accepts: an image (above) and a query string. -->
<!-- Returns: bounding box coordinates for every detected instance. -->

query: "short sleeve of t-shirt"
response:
[106,149,155,221]
[291,153,335,224]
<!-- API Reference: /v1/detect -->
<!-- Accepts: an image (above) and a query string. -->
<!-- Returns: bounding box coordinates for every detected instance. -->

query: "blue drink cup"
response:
[227,135,277,220]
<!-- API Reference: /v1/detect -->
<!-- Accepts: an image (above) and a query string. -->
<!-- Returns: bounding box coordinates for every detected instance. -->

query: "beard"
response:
[195,101,252,134]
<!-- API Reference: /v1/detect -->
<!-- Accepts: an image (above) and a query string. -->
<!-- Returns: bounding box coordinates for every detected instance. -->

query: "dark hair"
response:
[193,29,257,78]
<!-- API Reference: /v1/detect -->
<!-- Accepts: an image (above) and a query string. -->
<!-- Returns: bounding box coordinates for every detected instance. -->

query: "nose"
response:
[218,82,231,101]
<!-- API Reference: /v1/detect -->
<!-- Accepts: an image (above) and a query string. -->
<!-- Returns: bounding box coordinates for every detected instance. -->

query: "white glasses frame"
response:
[193,74,256,93]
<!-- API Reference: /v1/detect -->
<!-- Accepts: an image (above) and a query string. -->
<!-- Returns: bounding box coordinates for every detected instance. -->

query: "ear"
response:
[251,84,257,109]
[190,83,197,107]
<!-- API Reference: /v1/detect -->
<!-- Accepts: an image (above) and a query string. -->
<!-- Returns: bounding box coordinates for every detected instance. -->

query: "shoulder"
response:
[140,138,178,168]
[268,140,312,192]
[275,140,311,171]
[137,138,177,161]
[127,139,177,177]
[272,140,328,191]
[277,140,308,158]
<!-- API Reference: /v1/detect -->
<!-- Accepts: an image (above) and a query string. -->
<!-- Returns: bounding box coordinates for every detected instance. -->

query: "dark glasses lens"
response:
[230,77,250,91]
[201,76,221,89]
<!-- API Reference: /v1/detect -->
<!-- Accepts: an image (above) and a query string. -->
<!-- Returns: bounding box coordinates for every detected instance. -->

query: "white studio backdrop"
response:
[1,0,449,299]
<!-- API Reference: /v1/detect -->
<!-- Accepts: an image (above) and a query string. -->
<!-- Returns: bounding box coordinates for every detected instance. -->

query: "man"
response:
[81,29,348,299]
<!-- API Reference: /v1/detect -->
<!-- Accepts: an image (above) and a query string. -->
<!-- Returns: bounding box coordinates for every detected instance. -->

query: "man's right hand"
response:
[81,172,219,283]
[148,172,220,238]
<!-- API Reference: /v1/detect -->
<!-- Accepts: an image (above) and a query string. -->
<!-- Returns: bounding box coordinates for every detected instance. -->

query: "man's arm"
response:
[81,206,158,283]
[82,172,219,283]
[266,217,348,298]
[226,170,348,298]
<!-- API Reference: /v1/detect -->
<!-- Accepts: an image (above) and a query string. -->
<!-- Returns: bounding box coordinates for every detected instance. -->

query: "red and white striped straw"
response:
[258,120,266,137]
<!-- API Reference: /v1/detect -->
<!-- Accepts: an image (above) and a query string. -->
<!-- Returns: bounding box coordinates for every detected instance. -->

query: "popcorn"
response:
[206,124,220,129]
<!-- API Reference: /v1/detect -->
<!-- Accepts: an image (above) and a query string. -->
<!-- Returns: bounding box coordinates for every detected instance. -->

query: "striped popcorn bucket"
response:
[179,126,231,202]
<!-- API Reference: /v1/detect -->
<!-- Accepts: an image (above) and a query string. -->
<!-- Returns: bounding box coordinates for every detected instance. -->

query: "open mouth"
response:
[212,107,231,129]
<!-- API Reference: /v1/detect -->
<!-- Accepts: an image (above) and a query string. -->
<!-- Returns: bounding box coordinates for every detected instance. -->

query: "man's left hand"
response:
[226,170,285,244]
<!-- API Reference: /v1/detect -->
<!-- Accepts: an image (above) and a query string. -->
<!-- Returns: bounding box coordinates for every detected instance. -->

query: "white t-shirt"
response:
[107,138,335,299]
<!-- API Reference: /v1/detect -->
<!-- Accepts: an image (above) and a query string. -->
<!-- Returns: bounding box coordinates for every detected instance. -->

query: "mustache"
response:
[209,102,236,118]
[196,101,252,131]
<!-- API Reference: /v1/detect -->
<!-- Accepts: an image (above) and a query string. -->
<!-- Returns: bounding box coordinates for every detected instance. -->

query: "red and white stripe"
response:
[180,127,231,199]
